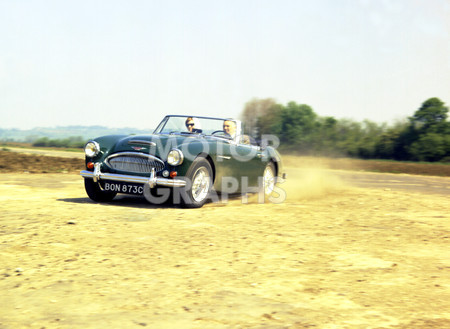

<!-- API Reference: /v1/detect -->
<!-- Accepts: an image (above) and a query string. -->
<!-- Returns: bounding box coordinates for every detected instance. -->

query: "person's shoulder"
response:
[239,134,251,144]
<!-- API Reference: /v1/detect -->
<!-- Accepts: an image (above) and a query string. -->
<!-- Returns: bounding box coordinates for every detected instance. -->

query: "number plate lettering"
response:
[102,181,144,195]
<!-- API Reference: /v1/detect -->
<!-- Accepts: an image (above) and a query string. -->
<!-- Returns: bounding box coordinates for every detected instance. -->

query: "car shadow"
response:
[57,195,176,209]
[58,193,247,209]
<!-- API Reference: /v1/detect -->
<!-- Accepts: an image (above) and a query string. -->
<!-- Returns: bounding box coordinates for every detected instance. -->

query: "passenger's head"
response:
[223,120,236,136]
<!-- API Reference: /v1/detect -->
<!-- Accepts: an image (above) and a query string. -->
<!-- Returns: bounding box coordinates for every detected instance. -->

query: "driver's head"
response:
[185,117,195,132]
[223,120,236,136]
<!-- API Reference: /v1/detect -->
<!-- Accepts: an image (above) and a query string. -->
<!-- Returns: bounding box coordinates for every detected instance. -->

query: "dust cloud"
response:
[282,166,348,202]
[240,160,348,205]
[279,155,349,202]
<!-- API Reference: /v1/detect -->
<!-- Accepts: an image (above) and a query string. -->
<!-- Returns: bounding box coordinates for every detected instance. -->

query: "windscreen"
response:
[154,116,234,137]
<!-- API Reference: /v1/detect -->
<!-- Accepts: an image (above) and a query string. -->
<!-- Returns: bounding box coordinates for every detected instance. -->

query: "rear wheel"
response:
[84,178,117,202]
[262,162,276,197]
[181,157,213,208]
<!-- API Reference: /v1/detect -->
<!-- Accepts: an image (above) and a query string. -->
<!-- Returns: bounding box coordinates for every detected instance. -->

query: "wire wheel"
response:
[263,162,276,196]
[191,167,211,202]
[181,157,213,208]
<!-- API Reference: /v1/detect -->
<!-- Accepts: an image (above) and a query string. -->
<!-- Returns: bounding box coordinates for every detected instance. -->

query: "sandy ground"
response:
[0,164,449,329]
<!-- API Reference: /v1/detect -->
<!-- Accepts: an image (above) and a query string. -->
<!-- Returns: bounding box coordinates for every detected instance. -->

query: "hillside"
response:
[0,126,153,142]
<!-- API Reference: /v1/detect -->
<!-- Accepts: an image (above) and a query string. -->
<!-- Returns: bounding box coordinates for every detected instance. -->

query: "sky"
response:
[1,0,449,130]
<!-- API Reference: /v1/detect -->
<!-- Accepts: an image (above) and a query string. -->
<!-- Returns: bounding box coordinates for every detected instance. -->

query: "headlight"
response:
[84,141,100,157]
[167,149,184,166]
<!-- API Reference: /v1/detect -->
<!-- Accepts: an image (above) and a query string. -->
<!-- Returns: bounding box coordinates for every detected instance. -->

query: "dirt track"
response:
[1,164,450,328]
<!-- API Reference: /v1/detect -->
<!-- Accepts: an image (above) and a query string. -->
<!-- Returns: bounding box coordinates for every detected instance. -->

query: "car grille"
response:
[106,152,165,174]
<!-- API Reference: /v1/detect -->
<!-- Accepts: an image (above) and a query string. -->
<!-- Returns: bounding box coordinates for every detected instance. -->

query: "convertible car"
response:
[80,115,285,208]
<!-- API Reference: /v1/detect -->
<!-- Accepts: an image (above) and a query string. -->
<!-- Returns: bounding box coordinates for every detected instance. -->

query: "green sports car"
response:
[80,115,285,208]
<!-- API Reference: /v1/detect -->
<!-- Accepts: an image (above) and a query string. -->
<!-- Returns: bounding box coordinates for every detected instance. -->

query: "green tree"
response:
[374,121,409,159]
[408,133,450,162]
[278,102,318,150]
[257,103,284,137]
[311,116,339,154]
[33,137,50,147]
[406,98,450,161]
[410,97,448,133]
[240,98,277,137]
[239,96,449,162]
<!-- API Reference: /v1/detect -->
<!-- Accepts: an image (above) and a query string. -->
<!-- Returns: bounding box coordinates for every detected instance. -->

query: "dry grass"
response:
[282,155,450,177]
[0,151,83,173]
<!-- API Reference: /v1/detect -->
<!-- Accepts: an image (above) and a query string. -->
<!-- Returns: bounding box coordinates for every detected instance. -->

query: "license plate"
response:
[101,181,144,195]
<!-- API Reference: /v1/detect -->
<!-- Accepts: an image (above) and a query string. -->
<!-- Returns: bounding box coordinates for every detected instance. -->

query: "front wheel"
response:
[180,157,213,208]
[84,178,117,202]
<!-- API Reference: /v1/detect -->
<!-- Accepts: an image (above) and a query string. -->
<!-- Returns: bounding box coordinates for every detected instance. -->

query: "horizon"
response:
[1,105,416,131]
[0,124,154,130]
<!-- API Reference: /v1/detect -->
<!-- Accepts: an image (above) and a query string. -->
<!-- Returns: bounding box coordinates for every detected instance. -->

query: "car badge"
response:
[131,146,146,151]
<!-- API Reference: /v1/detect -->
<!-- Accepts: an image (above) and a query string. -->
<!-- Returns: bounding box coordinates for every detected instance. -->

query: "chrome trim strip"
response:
[81,168,186,188]
[128,140,156,147]
[106,152,160,161]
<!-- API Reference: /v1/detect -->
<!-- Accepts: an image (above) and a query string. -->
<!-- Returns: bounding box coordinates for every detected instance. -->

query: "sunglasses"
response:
[186,123,194,127]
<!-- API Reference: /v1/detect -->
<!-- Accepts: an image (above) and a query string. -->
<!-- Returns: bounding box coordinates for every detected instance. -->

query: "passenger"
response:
[223,119,250,144]
[223,120,236,138]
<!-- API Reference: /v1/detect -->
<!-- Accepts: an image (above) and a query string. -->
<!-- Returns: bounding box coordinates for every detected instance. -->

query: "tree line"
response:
[241,97,450,163]
[32,136,86,149]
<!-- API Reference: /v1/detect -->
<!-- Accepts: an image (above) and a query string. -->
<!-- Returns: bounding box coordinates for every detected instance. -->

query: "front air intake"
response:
[105,152,165,174]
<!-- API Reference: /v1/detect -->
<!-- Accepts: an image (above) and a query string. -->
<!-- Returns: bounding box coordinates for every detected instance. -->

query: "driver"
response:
[185,117,195,132]
[185,117,202,133]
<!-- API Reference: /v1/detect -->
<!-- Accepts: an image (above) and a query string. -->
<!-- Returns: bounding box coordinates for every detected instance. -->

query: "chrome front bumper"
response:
[80,163,186,188]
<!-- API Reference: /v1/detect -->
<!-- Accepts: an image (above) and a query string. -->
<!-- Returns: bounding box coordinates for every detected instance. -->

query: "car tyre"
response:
[181,157,213,208]
[84,178,117,202]
[262,162,276,198]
